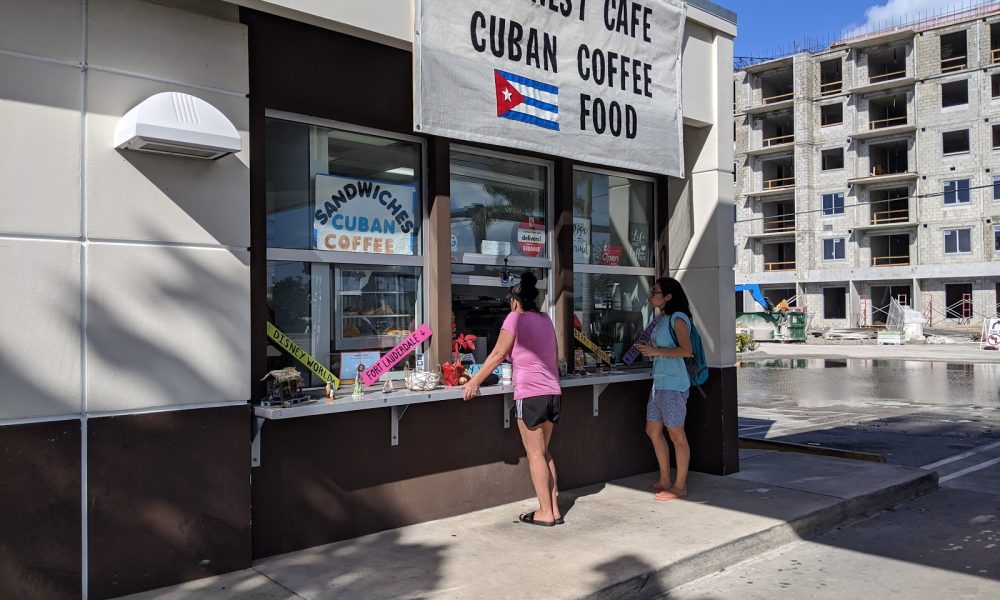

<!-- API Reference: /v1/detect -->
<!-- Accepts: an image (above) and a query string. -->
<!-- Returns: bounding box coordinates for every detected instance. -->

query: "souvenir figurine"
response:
[325,380,336,403]
[353,364,365,397]
[382,377,395,393]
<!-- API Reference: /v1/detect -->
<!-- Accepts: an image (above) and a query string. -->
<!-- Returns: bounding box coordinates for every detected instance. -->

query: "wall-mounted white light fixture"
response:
[114,92,242,160]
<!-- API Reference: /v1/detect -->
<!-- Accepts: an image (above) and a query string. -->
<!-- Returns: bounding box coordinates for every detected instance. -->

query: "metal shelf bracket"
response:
[503,394,514,429]
[251,416,265,468]
[391,404,409,446]
[593,384,609,416]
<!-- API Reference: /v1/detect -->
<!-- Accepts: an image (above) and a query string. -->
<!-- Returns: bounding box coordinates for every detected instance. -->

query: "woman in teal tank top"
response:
[634,277,693,501]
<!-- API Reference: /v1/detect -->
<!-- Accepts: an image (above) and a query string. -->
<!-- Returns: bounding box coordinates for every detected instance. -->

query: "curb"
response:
[582,469,939,599]
[739,437,887,463]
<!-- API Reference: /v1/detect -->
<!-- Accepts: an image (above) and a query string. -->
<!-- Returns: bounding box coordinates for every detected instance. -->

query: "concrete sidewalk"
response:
[119,451,937,600]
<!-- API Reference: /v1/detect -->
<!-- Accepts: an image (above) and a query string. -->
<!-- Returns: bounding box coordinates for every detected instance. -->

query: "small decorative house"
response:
[260,367,305,406]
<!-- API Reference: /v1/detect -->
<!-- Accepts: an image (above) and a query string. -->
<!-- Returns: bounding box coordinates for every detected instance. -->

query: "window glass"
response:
[266,119,422,254]
[822,192,845,215]
[574,273,655,366]
[572,168,655,367]
[450,151,546,257]
[944,229,972,254]
[573,170,654,268]
[994,176,1000,201]
[943,179,971,204]
[823,238,845,260]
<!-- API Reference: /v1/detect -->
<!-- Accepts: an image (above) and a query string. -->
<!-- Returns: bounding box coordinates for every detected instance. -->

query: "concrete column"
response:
[426,137,452,367]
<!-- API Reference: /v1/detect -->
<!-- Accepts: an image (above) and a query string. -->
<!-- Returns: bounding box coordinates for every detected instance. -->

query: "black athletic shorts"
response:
[512,395,561,427]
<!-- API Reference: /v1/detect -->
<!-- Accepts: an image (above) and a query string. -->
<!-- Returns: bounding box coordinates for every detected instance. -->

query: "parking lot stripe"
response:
[939,456,1000,483]
[921,439,1000,470]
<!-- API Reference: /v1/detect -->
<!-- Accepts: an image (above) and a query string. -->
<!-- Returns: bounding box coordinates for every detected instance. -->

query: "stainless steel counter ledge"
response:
[250,370,652,465]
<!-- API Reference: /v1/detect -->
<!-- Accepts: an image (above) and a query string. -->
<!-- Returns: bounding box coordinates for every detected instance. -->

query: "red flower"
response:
[453,333,478,354]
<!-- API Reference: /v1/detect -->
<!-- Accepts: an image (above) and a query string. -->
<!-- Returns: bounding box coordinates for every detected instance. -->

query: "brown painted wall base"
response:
[252,372,738,558]
[0,420,81,600]
[87,405,251,600]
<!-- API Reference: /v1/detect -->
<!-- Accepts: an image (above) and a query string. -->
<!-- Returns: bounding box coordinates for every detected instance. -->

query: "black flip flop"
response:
[519,511,556,527]
[554,517,565,525]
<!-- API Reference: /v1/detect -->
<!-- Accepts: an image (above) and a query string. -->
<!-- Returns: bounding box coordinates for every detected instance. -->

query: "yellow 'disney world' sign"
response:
[573,329,614,366]
[266,322,340,389]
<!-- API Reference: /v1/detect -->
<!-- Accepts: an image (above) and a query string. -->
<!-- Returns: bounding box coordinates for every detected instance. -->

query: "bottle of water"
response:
[500,362,512,385]
[415,353,425,372]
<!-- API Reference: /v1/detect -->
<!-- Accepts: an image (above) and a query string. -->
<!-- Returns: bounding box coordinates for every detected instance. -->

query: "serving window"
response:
[573,168,656,365]
[264,114,424,385]
[449,148,552,364]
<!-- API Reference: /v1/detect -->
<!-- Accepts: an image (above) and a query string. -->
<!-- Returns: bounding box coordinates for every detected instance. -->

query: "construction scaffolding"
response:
[922,293,993,327]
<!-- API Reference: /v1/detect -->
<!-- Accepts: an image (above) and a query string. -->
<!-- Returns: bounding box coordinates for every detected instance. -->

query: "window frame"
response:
[262,110,430,385]
[822,237,846,261]
[571,164,658,277]
[448,145,556,313]
[994,225,1000,254]
[943,178,971,206]
[943,227,972,255]
[822,192,845,216]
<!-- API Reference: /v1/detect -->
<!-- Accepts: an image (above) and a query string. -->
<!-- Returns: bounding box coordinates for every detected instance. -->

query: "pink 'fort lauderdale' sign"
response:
[362,324,433,386]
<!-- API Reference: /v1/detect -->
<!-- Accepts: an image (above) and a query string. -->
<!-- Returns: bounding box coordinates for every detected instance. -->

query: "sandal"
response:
[518,511,556,527]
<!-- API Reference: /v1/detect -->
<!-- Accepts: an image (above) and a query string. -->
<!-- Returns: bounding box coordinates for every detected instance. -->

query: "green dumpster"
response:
[785,311,808,342]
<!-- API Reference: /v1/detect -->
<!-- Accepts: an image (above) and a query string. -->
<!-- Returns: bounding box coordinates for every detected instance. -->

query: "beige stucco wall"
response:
[0,0,251,420]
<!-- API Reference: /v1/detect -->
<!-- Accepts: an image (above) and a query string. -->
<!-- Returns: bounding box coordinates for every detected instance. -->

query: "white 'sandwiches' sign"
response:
[313,174,417,255]
[415,0,685,178]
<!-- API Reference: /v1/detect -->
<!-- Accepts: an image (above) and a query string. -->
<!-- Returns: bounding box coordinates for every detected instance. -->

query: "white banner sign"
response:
[415,0,685,177]
[313,174,417,255]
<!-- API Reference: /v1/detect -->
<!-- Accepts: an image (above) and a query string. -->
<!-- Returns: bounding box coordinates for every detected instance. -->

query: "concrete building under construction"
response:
[734,2,1000,329]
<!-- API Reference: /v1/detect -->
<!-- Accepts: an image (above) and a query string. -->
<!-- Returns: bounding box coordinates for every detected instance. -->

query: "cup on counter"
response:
[500,362,512,385]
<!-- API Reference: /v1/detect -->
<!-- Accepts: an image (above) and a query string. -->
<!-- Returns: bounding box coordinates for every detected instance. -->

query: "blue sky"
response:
[722,0,970,59]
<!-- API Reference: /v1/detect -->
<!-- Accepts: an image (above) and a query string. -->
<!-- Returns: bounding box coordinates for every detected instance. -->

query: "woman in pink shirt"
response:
[463,272,563,527]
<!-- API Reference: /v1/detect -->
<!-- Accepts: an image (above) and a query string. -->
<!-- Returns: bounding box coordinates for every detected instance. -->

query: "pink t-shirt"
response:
[501,311,562,400]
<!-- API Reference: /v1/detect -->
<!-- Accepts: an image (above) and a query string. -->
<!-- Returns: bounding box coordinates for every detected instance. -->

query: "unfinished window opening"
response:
[823,287,847,320]
[760,69,794,104]
[944,178,971,205]
[821,148,844,171]
[870,187,909,224]
[993,74,1000,99]
[942,129,970,155]
[870,285,912,325]
[820,58,842,95]
[867,44,906,83]
[760,113,794,146]
[940,31,967,72]
[941,80,968,108]
[993,125,1000,150]
[763,241,796,271]
[763,288,797,308]
[991,23,1000,64]
[995,175,1000,201]
[869,92,907,129]
[945,283,973,319]
[820,103,843,127]
[763,200,795,233]
[994,225,1000,253]
[868,140,908,175]
[871,233,910,266]
[761,156,795,190]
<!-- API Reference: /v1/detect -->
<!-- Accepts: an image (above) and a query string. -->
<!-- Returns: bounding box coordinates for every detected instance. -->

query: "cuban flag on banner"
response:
[494,69,559,131]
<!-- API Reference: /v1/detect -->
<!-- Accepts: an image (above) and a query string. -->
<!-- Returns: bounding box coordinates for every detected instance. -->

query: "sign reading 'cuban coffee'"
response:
[415,0,685,177]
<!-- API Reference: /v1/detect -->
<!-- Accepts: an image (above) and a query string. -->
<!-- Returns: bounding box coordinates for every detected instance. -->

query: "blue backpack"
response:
[668,313,709,397]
